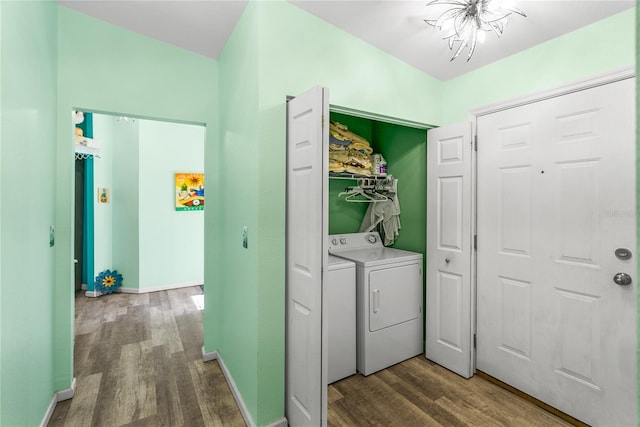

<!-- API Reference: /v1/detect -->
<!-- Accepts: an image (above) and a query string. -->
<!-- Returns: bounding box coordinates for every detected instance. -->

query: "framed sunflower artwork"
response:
[175,172,205,211]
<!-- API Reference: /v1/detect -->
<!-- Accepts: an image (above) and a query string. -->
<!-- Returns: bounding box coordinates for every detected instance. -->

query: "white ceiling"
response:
[57,0,634,81]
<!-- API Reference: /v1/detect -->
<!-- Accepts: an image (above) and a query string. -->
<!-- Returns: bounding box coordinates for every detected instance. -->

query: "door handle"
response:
[372,289,380,313]
[613,272,632,286]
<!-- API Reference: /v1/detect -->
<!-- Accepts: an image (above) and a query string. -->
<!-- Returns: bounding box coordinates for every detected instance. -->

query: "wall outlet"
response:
[242,226,248,249]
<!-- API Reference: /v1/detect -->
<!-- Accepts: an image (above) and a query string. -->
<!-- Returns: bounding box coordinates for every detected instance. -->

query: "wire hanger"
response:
[338,186,389,203]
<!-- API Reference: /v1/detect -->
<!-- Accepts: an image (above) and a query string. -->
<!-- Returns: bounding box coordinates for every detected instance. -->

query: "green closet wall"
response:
[328,112,427,252]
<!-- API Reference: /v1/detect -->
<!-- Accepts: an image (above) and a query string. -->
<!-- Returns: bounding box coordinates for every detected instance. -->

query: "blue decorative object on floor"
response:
[95,269,123,294]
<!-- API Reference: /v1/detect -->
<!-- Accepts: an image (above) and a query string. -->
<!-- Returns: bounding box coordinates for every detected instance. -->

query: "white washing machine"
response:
[327,255,356,384]
[329,232,423,376]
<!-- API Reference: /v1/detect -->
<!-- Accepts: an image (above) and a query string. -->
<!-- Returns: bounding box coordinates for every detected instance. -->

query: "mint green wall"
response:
[442,8,635,124]
[54,6,218,393]
[112,118,140,289]
[138,119,205,290]
[215,2,260,419]
[211,1,442,425]
[1,1,58,425]
[92,114,115,276]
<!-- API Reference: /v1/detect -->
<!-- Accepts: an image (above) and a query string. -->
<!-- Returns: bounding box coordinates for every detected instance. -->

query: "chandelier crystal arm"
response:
[425,0,526,61]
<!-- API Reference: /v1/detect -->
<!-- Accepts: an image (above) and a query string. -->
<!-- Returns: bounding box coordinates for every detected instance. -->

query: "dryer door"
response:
[369,263,422,332]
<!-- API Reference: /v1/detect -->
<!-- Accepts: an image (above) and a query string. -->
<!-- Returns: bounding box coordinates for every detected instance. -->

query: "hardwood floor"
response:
[328,357,575,427]
[50,287,575,427]
[48,287,246,427]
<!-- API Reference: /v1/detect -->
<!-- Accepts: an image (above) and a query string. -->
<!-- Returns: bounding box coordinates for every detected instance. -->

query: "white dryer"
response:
[329,232,423,376]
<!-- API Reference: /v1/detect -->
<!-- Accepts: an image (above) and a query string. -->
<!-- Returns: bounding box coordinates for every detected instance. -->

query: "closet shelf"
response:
[329,172,388,180]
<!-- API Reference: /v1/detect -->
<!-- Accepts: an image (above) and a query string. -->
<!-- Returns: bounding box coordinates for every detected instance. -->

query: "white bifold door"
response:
[425,123,473,378]
[286,86,329,427]
[476,77,637,426]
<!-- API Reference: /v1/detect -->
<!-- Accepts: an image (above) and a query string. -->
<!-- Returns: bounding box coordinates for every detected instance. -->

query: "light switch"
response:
[242,226,248,249]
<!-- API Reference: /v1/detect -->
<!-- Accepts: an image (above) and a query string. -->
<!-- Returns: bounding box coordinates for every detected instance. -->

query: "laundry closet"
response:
[327,111,427,251]
[285,87,433,426]
[324,111,429,382]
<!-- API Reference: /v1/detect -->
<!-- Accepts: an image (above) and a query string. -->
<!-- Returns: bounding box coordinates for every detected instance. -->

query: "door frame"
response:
[467,65,636,383]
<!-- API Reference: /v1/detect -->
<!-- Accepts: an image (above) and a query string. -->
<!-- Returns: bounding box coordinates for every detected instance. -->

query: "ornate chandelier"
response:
[425,0,526,62]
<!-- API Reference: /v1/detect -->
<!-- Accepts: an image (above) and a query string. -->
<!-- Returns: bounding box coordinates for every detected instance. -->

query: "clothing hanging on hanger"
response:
[359,178,401,246]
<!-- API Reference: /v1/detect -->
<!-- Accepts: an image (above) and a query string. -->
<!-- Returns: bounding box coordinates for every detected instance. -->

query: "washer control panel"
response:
[329,232,382,252]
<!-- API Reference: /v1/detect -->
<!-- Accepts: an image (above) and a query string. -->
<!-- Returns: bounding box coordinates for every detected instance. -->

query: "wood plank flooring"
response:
[49,286,574,427]
[48,287,246,427]
[328,357,574,427]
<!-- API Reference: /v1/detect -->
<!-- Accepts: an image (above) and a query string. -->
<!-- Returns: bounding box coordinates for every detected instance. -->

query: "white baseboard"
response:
[202,348,256,427]
[201,346,218,362]
[56,378,77,401]
[83,281,202,297]
[40,378,76,427]
[118,281,202,294]
[200,348,289,427]
[264,417,288,427]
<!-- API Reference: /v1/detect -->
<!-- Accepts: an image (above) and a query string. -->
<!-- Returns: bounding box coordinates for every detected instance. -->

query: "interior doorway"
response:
[70,110,207,395]
[71,111,206,296]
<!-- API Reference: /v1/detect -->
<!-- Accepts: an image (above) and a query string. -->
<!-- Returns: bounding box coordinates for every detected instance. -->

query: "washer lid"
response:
[331,247,422,267]
[328,254,355,271]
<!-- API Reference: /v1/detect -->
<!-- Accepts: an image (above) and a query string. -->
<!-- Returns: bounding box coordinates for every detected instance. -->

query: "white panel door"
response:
[286,87,329,427]
[476,77,637,426]
[426,122,473,378]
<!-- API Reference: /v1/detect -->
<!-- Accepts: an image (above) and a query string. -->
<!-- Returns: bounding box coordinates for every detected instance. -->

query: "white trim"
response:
[201,346,218,362]
[212,352,256,427]
[56,377,77,401]
[40,395,57,427]
[198,350,289,427]
[84,281,201,297]
[263,418,288,427]
[39,378,76,427]
[329,104,434,130]
[470,67,635,118]
[118,281,202,294]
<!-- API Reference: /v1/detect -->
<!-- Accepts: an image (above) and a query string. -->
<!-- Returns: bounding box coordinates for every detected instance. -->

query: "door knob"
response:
[613,272,632,286]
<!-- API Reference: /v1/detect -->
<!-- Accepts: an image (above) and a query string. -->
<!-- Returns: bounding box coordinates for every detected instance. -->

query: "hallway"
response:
[48,287,245,426]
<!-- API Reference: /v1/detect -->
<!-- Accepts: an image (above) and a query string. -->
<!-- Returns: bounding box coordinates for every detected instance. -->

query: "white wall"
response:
[138,119,205,290]
[93,116,204,292]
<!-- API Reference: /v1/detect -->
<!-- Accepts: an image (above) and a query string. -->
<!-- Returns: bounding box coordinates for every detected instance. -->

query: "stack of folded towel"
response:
[329,121,373,176]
